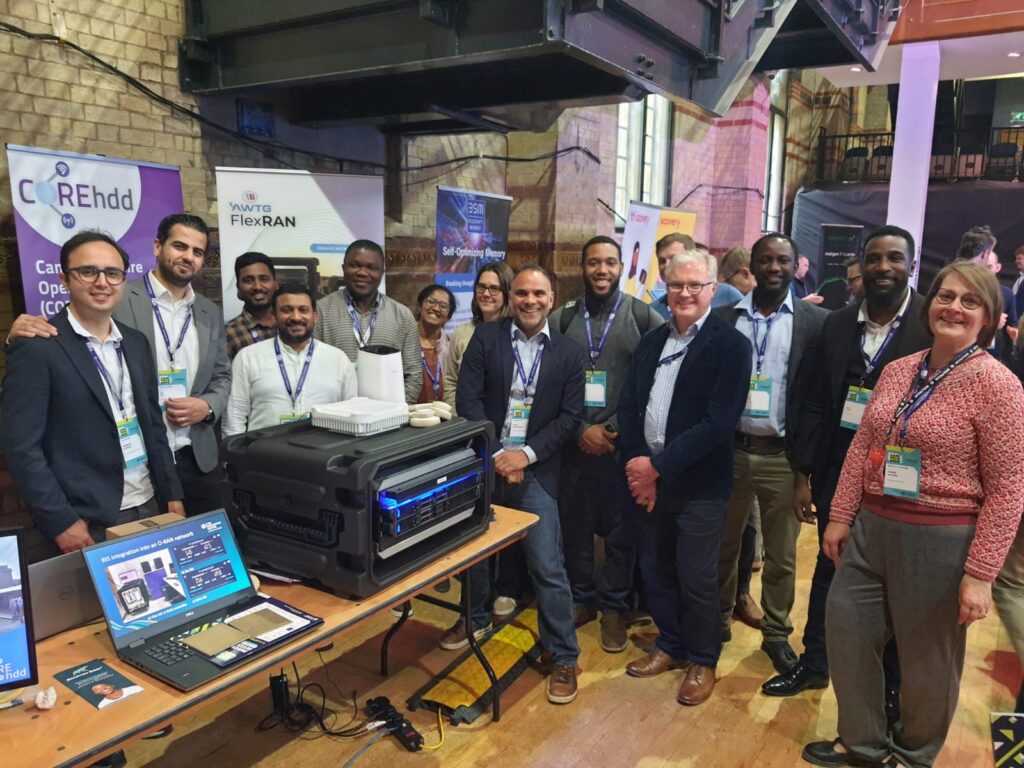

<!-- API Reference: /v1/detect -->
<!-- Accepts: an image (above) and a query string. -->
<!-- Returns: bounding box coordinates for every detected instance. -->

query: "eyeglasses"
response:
[474,284,502,296]
[666,281,714,295]
[848,275,863,284]
[66,266,127,285]
[423,297,450,311]
[934,289,983,310]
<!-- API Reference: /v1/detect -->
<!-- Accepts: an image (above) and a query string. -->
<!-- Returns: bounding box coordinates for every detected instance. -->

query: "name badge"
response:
[117,417,148,470]
[744,376,773,418]
[840,386,872,430]
[157,368,189,408]
[508,404,532,443]
[585,370,608,408]
[883,445,921,500]
[279,413,308,425]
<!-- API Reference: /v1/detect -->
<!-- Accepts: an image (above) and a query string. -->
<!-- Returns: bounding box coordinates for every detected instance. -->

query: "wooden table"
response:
[0,506,537,768]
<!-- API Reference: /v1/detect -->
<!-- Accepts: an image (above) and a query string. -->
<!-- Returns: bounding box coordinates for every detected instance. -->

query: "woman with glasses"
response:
[803,261,1024,768]
[443,261,514,412]
[415,283,457,404]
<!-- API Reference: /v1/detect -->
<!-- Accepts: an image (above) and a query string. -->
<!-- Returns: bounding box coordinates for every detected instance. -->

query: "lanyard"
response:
[274,337,316,412]
[751,311,779,376]
[888,344,978,442]
[583,293,623,367]
[860,299,912,385]
[344,291,378,348]
[144,274,193,369]
[421,349,443,398]
[88,342,127,419]
[512,336,545,402]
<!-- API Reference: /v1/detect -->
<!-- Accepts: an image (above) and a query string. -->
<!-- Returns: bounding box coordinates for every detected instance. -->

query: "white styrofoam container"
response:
[311,397,410,436]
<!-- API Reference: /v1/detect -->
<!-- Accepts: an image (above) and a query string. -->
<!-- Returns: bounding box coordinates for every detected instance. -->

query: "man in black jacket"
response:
[2,231,183,553]
[781,225,932,768]
[618,248,751,706]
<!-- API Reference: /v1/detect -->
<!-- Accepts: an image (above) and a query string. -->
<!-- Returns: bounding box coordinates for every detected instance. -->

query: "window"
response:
[614,95,673,223]
[762,72,789,232]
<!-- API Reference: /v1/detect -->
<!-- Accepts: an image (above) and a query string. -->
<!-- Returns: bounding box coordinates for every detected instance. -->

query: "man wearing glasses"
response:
[2,231,183,553]
[618,248,750,705]
[717,233,828,674]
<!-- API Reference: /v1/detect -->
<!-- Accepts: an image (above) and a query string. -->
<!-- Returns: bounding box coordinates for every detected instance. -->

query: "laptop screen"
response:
[83,511,253,648]
[0,528,38,692]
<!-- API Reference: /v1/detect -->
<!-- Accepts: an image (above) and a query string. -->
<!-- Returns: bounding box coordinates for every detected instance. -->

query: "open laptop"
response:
[29,551,103,641]
[82,509,323,692]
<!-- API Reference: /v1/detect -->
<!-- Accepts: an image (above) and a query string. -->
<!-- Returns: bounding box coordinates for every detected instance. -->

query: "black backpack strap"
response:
[630,296,651,335]
[559,299,579,334]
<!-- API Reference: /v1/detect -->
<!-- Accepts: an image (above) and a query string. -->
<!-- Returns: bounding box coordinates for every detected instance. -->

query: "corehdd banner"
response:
[435,186,512,328]
[216,168,385,321]
[7,144,183,316]
[619,201,697,304]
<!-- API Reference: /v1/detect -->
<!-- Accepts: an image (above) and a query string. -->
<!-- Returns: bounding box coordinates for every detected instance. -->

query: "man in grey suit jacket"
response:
[715,233,829,674]
[9,214,231,516]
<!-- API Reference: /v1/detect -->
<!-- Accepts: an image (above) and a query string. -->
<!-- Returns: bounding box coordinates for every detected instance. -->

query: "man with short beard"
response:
[771,225,932,767]
[224,283,356,435]
[225,252,279,359]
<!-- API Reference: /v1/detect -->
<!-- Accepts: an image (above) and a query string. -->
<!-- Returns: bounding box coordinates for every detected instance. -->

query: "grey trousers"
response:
[994,518,1024,669]
[826,509,972,768]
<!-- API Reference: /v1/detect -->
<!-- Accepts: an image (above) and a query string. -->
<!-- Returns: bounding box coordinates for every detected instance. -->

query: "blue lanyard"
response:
[889,344,978,442]
[274,337,316,412]
[421,349,443,399]
[860,298,912,385]
[751,313,778,376]
[583,293,623,367]
[344,291,378,348]
[512,336,546,402]
[144,274,193,369]
[88,342,127,419]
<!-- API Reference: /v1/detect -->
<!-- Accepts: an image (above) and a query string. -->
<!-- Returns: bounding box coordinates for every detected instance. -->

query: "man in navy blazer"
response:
[456,265,586,705]
[618,248,751,706]
[2,231,183,554]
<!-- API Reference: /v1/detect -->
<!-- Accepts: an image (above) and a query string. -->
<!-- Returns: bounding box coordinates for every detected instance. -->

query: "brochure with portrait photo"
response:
[55,659,144,709]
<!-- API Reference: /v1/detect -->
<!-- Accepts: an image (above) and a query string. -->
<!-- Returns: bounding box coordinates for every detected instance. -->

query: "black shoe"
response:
[802,739,879,767]
[761,640,799,674]
[762,660,829,697]
[884,686,901,731]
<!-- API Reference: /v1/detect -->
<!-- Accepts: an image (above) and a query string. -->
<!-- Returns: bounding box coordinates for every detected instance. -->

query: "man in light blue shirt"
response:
[716,233,828,674]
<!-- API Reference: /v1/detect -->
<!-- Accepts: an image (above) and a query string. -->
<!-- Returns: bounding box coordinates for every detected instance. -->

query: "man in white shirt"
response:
[225,284,356,435]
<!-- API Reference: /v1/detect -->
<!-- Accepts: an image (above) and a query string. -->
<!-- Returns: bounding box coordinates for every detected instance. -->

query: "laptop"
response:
[29,551,103,641]
[82,509,323,692]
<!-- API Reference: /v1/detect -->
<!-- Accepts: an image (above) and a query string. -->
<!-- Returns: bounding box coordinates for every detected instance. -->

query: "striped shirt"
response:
[313,290,421,403]
[643,307,710,454]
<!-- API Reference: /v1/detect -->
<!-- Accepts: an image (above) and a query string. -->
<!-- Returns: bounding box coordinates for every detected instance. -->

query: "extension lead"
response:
[365,696,424,752]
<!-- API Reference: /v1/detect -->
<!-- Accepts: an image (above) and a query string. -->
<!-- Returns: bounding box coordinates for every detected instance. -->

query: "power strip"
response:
[365,696,423,752]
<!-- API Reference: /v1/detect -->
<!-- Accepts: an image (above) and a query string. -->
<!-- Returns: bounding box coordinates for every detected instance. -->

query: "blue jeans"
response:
[468,470,579,666]
[558,451,636,614]
[635,489,728,668]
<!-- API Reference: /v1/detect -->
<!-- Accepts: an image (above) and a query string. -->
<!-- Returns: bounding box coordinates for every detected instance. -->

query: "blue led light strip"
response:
[377,471,481,513]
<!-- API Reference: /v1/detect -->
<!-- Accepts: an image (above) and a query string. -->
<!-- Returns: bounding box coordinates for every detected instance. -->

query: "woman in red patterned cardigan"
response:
[803,261,1024,768]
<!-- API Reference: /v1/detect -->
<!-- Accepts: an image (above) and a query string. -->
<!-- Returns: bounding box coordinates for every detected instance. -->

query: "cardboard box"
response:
[106,513,183,539]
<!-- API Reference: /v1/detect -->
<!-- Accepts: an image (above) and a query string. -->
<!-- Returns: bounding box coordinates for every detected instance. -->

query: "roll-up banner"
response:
[819,223,864,310]
[215,167,385,321]
[619,201,697,303]
[434,186,512,329]
[6,144,183,316]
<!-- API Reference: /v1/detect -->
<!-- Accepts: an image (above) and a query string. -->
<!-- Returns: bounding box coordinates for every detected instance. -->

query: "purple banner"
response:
[6,144,184,316]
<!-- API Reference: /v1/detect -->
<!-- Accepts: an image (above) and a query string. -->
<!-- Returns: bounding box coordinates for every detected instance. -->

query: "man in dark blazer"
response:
[10,214,231,515]
[717,233,829,674]
[793,227,932,766]
[455,265,585,705]
[618,247,751,706]
[2,231,183,554]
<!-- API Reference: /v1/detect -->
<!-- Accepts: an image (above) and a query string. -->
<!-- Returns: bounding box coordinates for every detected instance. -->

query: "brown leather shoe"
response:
[547,663,579,704]
[733,593,763,629]
[626,647,688,678]
[676,664,715,705]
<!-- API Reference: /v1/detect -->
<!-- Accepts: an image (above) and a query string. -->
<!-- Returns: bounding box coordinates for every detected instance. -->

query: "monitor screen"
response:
[82,511,252,647]
[0,529,38,692]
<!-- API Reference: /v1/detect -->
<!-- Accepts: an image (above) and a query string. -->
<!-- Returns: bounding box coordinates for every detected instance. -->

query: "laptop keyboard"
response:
[144,639,195,666]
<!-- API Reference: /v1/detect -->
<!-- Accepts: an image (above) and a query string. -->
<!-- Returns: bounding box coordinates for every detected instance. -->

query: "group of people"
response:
[3,213,1024,768]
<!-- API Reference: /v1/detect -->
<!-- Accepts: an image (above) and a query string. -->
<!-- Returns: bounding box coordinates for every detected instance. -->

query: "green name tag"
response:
[883,445,921,500]
[744,376,772,418]
[840,386,872,430]
[508,404,531,443]
[585,370,608,408]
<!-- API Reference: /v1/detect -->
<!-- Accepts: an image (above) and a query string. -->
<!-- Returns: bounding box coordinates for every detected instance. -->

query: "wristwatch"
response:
[201,406,216,425]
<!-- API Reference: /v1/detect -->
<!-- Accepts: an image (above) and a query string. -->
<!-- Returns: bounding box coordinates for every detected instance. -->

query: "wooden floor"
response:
[128,524,1018,767]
